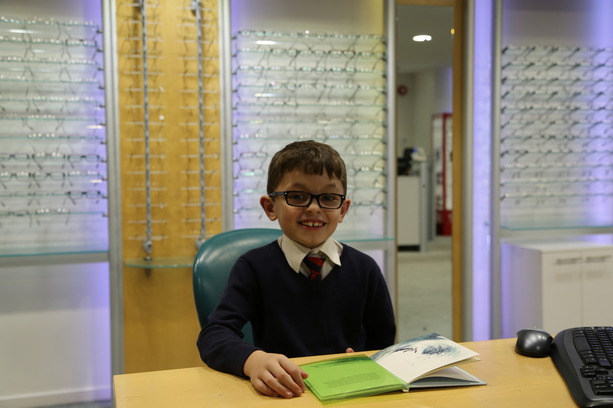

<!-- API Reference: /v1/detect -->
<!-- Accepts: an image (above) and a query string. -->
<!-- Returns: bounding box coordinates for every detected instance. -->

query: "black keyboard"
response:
[551,327,613,407]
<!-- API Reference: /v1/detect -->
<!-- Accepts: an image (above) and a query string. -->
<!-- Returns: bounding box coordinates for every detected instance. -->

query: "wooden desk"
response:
[113,338,576,407]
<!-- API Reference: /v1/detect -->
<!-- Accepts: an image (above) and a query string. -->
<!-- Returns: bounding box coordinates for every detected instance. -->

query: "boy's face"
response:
[260,170,351,249]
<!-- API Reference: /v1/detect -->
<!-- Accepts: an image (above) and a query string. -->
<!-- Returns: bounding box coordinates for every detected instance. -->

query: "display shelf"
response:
[233,65,385,79]
[233,28,384,42]
[0,243,108,258]
[500,222,613,232]
[233,118,386,126]
[124,256,194,269]
[123,236,395,269]
[339,235,394,244]
[0,15,101,28]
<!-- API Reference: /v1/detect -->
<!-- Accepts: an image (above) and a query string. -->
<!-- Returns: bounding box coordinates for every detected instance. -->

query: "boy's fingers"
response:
[245,352,306,398]
[251,378,280,398]
[279,359,307,392]
[270,369,303,397]
[264,374,295,398]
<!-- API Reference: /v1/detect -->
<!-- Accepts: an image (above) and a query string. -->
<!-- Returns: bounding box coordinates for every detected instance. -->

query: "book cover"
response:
[301,333,486,402]
[299,355,407,402]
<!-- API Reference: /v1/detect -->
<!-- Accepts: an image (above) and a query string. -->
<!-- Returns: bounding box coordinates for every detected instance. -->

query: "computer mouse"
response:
[514,328,553,357]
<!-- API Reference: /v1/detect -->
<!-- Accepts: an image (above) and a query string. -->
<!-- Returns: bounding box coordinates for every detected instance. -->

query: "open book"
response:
[300,333,486,402]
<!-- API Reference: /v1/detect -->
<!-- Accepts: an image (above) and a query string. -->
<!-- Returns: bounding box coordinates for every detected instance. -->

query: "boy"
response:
[197,140,396,399]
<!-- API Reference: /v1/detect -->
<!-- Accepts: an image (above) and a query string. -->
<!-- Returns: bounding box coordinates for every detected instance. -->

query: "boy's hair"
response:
[266,140,348,194]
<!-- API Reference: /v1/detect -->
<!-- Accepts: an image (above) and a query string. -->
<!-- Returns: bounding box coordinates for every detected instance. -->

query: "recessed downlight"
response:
[412,34,432,42]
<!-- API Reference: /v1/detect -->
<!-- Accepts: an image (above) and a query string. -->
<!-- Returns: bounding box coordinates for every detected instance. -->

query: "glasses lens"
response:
[319,194,343,209]
[285,191,311,206]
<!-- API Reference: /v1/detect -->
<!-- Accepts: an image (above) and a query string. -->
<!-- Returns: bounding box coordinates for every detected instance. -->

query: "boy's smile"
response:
[260,170,351,249]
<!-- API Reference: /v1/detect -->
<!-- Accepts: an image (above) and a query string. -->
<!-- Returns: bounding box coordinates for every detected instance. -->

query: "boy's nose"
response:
[306,197,322,211]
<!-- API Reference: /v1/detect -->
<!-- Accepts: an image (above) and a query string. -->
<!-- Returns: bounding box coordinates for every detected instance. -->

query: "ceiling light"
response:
[412,34,432,42]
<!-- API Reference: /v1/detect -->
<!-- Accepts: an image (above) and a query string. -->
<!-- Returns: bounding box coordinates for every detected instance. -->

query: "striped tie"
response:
[304,256,325,281]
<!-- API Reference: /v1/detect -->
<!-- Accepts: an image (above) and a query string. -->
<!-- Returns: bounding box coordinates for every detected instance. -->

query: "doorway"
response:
[394,1,455,341]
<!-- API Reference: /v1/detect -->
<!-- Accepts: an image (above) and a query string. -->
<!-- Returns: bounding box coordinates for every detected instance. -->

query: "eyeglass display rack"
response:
[0,15,109,257]
[499,44,613,231]
[230,29,391,241]
[120,0,224,269]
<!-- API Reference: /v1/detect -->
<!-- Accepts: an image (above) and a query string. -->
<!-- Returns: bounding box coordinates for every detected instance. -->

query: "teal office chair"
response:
[192,228,282,345]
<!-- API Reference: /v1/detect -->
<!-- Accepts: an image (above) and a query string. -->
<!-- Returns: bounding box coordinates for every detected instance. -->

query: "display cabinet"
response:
[467,0,613,339]
[118,0,223,269]
[499,45,613,230]
[0,14,109,256]
[230,29,388,237]
[493,0,613,234]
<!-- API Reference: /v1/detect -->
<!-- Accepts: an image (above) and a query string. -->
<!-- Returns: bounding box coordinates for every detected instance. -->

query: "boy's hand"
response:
[243,350,308,398]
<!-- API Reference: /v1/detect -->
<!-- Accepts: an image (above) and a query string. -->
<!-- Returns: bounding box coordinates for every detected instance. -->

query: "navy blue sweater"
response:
[197,241,396,378]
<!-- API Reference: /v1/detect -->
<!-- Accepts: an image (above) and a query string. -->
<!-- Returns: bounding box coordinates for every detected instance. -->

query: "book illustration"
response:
[372,333,467,361]
[371,332,481,384]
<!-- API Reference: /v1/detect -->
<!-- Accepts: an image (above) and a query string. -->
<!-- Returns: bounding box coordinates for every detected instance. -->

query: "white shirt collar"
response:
[278,234,342,274]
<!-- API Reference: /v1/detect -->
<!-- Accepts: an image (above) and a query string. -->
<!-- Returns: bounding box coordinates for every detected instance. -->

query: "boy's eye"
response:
[287,192,309,202]
[320,194,339,203]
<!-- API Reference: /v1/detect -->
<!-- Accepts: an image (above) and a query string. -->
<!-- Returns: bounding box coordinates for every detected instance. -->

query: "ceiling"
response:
[395,4,454,74]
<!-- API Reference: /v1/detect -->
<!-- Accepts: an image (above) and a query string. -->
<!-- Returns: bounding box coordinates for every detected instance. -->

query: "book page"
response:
[371,333,480,384]
[409,366,486,388]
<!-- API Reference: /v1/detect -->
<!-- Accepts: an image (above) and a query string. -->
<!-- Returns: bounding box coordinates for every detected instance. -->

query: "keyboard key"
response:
[575,336,591,352]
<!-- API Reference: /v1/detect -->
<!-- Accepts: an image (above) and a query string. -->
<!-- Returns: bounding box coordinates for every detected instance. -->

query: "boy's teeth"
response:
[303,221,322,227]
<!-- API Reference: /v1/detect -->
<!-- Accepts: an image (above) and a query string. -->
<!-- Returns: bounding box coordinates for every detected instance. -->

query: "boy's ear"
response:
[338,198,351,223]
[260,195,277,221]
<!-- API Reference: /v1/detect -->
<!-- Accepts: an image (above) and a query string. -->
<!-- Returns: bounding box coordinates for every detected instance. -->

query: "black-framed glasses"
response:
[269,191,346,209]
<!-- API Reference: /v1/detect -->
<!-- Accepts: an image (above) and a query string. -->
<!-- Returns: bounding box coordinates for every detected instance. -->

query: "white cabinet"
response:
[397,176,420,247]
[501,241,613,338]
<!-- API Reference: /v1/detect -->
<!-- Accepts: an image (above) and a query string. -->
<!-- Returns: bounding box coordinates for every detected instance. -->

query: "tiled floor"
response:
[396,237,453,342]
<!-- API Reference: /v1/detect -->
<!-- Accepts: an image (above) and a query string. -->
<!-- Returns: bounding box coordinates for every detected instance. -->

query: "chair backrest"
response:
[192,228,282,345]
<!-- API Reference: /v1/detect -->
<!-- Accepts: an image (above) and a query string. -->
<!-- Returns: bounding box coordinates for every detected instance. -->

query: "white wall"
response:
[503,0,613,48]
[0,262,111,408]
[231,0,383,33]
[396,73,414,155]
[396,67,452,157]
